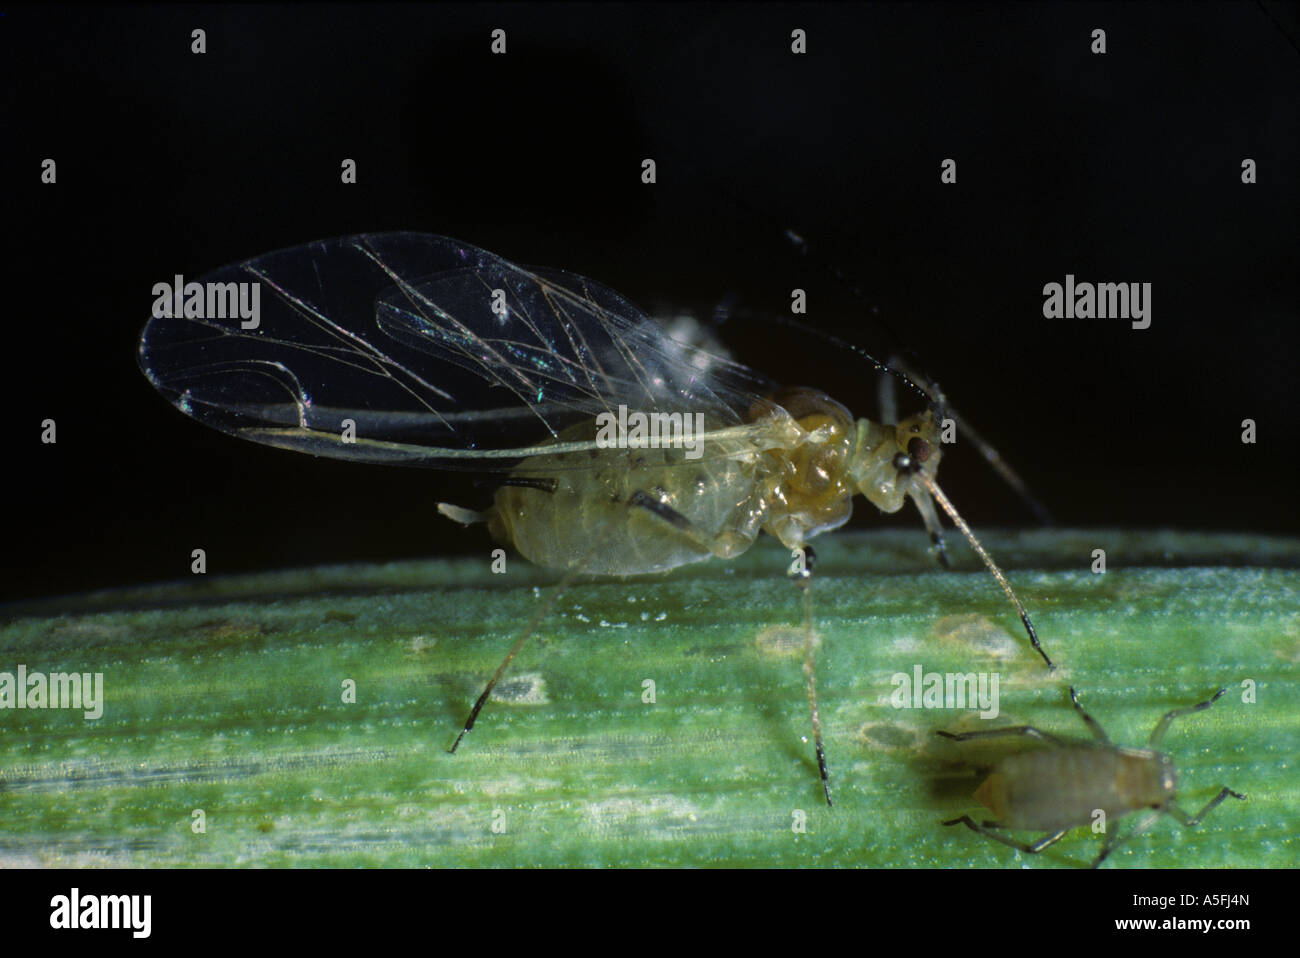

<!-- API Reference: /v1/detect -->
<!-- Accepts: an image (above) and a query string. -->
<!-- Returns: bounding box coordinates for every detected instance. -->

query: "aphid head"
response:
[849,409,943,514]
[1119,748,1180,811]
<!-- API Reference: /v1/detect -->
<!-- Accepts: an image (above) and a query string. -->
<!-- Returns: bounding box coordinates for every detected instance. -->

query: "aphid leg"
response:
[626,493,833,805]
[1092,809,1162,869]
[1092,787,1246,868]
[1164,788,1248,827]
[1067,686,1112,745]
[906,486,952,570]
[1147,687,1227,748]
[934,725,1068,747]
[439,478,558,527]
[628,490,753,559]
[627,490,695,532]
[447,558,589,754]
[437,502,490,526]
[788,544,833,807]
[941,816,1069,856]
[917,473,1054,670]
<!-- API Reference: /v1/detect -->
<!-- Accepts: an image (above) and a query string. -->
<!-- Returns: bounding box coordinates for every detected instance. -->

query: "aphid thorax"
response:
[744,387,858,551]
[743,388,945,555]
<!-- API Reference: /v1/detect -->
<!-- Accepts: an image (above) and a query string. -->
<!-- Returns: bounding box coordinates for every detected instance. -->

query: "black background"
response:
[0,865,1284,943]
[4,3,1297,603]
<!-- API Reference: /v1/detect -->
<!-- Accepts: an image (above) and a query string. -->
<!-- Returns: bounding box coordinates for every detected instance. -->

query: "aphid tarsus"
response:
[936,686,1246,868]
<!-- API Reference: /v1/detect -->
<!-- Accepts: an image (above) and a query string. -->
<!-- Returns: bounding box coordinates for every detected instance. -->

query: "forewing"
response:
[138,233,779,472]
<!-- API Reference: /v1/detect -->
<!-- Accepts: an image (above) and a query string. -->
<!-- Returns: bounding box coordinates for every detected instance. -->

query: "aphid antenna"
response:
[715,303,932,409]
[809,303,1052,524]
[916,471,1054,671]
[1253,0,1300,57]
[664,155,1025,483]
[887,353,1053,525]
[776,229,939,390]
[663,149,938,404]
[716,302,1051,525]
[773,223,1053,524]
[664,149,999,440]
[715,302,1052,666]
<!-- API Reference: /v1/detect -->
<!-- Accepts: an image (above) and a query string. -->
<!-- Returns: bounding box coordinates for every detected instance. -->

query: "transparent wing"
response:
[138,233,783,472]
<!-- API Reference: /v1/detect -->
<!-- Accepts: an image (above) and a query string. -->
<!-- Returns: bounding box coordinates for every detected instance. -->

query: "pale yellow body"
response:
[486,389,943,576]
[976,746,1175,832]
[492,438,771,575]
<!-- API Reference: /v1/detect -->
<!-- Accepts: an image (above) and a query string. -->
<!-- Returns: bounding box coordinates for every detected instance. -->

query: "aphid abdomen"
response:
[491,443,767,575]
[980,747,1139,832]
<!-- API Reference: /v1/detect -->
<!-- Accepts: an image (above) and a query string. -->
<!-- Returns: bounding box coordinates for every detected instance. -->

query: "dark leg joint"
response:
[1022,614,1054,671]
[449,688,492,753]
[1068,686,1112,745]
[815,738,832,807]
[930,530,951,569]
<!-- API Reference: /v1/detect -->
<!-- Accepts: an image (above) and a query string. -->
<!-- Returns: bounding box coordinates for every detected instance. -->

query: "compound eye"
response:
[907,437,931,463]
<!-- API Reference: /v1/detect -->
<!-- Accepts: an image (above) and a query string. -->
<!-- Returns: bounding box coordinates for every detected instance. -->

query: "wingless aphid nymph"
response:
[937,686,1245,867]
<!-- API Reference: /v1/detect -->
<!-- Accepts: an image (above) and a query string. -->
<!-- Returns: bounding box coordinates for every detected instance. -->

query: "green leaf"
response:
[0,530,1295,867]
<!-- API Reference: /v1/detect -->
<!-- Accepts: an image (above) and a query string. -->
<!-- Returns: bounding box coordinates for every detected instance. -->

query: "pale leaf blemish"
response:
[754,625,818,657]
[856,721,920,751]
[583,796,701,832]
[490,672,549,705]
[930,613,1020,660]
[407,634,436,654]
[890,635,921,654]
[473,775,562,800]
